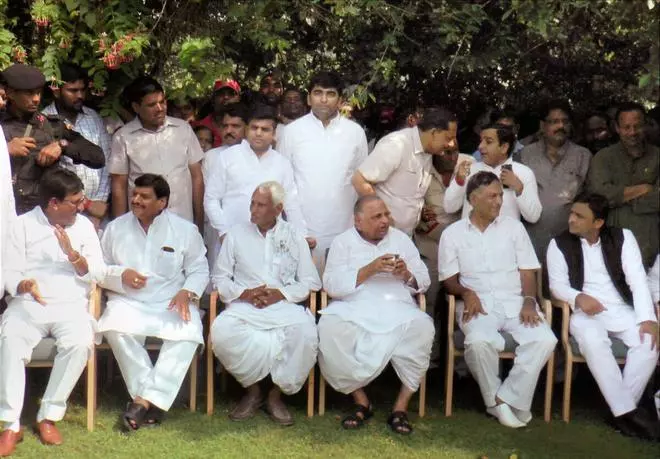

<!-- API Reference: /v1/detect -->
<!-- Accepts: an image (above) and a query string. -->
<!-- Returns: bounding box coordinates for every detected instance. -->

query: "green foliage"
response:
[0,0,657,117]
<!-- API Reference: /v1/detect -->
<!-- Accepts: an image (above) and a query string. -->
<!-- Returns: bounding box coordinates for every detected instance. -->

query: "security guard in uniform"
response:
[1,64,105,215]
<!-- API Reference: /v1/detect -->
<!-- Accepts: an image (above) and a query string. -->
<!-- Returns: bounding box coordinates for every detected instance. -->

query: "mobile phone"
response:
[501,164,512,188]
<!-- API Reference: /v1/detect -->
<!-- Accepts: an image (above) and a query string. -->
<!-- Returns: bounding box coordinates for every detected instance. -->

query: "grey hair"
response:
[354,194,384,215]
[256,181,286,207]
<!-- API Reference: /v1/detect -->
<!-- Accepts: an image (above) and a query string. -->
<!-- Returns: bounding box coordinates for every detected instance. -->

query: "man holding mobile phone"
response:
[444,123,542,224]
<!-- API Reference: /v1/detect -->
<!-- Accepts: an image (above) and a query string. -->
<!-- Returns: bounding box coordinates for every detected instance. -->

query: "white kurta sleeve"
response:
[281,158,308,235]
[437,227,460,281]
[280,235,321,302]
[442,176,467,214]
[357,135,402,184]
[203,156,230,236]
[3,217,26,296]
[515,165,542,223]
[399,234,431,293]
[99,221,127,294]
[212,231,244,303]
[648,255,660,304]
[547,239,581,309]
[323,237,361,298]
[181,228,210,296]
[620,230,656,324]
[513,219,541,270]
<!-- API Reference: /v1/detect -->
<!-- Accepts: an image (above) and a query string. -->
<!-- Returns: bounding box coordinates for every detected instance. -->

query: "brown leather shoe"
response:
[0,428,24,457]
[229,392,263,421]
[35,420,63,446]
[265,397,294,426]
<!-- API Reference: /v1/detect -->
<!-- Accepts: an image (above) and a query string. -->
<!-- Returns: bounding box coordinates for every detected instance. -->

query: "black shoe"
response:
[612,409,659,441]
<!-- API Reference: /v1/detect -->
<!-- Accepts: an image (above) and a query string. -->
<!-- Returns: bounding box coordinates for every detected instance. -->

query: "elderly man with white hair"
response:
[211,181,321,426]
[318,195,434,435]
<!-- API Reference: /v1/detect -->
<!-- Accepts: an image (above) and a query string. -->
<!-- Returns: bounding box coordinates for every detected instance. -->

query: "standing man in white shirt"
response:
[98,174,209,432]
[438,171,556,428]
[42,63,112,230]
[547,192,658,440]
[204,105,308,245]
[202,102,249,180]
[0,169,105,455]
[319,195,434,435]
[444,123,542,223]
[108,76,205,232]
[211,182,321,426]
[351,106,459,237]
[277,71,368,258]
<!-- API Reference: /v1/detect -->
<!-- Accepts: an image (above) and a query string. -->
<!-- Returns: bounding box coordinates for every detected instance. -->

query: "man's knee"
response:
[210,315,244,351]
[411,314,435,348]
[573,326,609,354]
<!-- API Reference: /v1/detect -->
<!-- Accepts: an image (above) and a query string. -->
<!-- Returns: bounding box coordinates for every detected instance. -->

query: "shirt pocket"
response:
[153,247,183,279]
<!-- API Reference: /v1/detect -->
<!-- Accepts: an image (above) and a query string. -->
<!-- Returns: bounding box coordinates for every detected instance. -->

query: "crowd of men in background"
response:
[0,60,659,455]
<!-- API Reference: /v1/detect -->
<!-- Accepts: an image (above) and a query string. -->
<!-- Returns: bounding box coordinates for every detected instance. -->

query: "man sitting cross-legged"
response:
[438,171,557,428]
[211,181,321,426]
[0,169,105,456]
[98,174,209,432]
[547,192,659,440]
[318,195,434,435]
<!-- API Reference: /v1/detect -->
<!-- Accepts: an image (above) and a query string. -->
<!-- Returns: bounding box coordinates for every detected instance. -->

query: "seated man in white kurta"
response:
[98,174,209,432]
[438,171,557,429]
[211,181,321,426]
[0,169,105,455]
[547,192,658,440]
[318,195,434,435]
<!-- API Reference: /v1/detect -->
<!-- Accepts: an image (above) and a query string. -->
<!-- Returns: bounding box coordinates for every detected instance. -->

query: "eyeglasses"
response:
[62,197,86,207]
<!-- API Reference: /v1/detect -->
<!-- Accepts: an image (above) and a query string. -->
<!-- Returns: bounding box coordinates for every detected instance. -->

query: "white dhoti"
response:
[0,310,93,424]
[458,302,557,411]
[211,301,317,395]
[318,307,434,394]
[99,297,204,411]
[570,310,659,416]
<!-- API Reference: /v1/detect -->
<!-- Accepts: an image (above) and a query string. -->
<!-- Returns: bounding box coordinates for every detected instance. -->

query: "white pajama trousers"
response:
[570,313,659,416]
[318,314,434,394]
[0,316,93,424]
[211,313,318,395]
[104,332,198,411]
[459,306,557,411]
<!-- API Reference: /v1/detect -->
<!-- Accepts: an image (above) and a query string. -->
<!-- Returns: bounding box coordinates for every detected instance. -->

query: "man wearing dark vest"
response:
[547,192,658,440]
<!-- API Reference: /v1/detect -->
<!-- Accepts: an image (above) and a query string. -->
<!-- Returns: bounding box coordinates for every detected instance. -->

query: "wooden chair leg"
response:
[307,367,315,417]
[562,357,573,423]
[544,351,554,423]
[319,374,326,416]
[418,373,426,418]
[444,355,455,417]
[189,350,198,412]
[206,342,214,415]
[86,347,96,432]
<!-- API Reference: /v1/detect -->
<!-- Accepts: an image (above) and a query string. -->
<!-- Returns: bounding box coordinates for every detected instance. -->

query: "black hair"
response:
[134,173,170,205]
[481,122,516,157]
[124,76,164,105]
[193,125,212,135]
[308,71,344,94]
[573,192,609,222]
[417,106,457,132]
[221,102,250,124]
[247,104,278,127]
[615,102,646,125]
[540,99,573,122]
[466,171,500,199]
[59,63,88,85]
[38,168,83,208]
[491,106,518,125]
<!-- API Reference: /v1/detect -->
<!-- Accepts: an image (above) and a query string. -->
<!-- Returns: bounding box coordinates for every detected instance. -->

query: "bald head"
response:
[354,195,384,215]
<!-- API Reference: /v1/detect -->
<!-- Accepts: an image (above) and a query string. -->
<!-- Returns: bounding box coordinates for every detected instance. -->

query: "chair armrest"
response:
[447,294,456,337]
[209,290,218,326]
[552,300,571,349]
[320,290,328,311]
[540,298,552,326]
[417,293,426,312]
[308,290,317,315]
[88,283,102,320]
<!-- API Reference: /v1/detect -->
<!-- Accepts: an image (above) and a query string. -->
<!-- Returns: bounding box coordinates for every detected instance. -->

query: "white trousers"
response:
[318,313,434,394]
[211,312,317,395]
[459,305,557,411]
[105,332,198,411]
[0,315,93,424]
[570,313,659,416]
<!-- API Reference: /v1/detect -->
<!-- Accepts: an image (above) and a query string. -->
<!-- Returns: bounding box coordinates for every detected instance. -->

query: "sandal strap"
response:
[388,411,413,433]
[123,402,148,428]
[341,404,374,429]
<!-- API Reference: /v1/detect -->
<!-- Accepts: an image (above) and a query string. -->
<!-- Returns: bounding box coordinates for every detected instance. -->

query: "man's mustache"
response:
[554,129,566,135]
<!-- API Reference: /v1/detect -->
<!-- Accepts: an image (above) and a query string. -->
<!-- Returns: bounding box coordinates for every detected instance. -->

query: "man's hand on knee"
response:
[638,321,658,350]
[462,290,486,322]
[575,293,607,316]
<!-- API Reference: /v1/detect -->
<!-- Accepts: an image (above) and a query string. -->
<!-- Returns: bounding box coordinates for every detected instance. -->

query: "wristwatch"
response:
[58,138,69,149]
[184,289,200,305]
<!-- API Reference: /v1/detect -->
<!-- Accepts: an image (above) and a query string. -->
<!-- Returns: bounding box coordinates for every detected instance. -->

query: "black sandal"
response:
[143,406,165,428]
[341,404,374,430]
[122,402,148,432]
[387,411,413,435]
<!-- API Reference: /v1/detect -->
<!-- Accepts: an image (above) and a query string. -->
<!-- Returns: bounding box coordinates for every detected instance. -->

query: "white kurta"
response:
[547,230,658,416]
[276,113,368,250]
[204,140,307,237]
[319,227,434,393]
[211,219,321,393]
[0,128,16,298]
[443,158,542,223]
[98,210,209,344]
[438,216,556,411]
[649,254,660,304]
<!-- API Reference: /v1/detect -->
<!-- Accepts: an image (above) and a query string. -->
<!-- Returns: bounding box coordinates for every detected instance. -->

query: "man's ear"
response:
[594,218,605,231]
[131,101,140,115]
[51,87,61,99]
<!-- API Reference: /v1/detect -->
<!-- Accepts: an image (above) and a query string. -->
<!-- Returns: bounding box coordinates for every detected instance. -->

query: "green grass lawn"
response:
[11,367,659,459]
